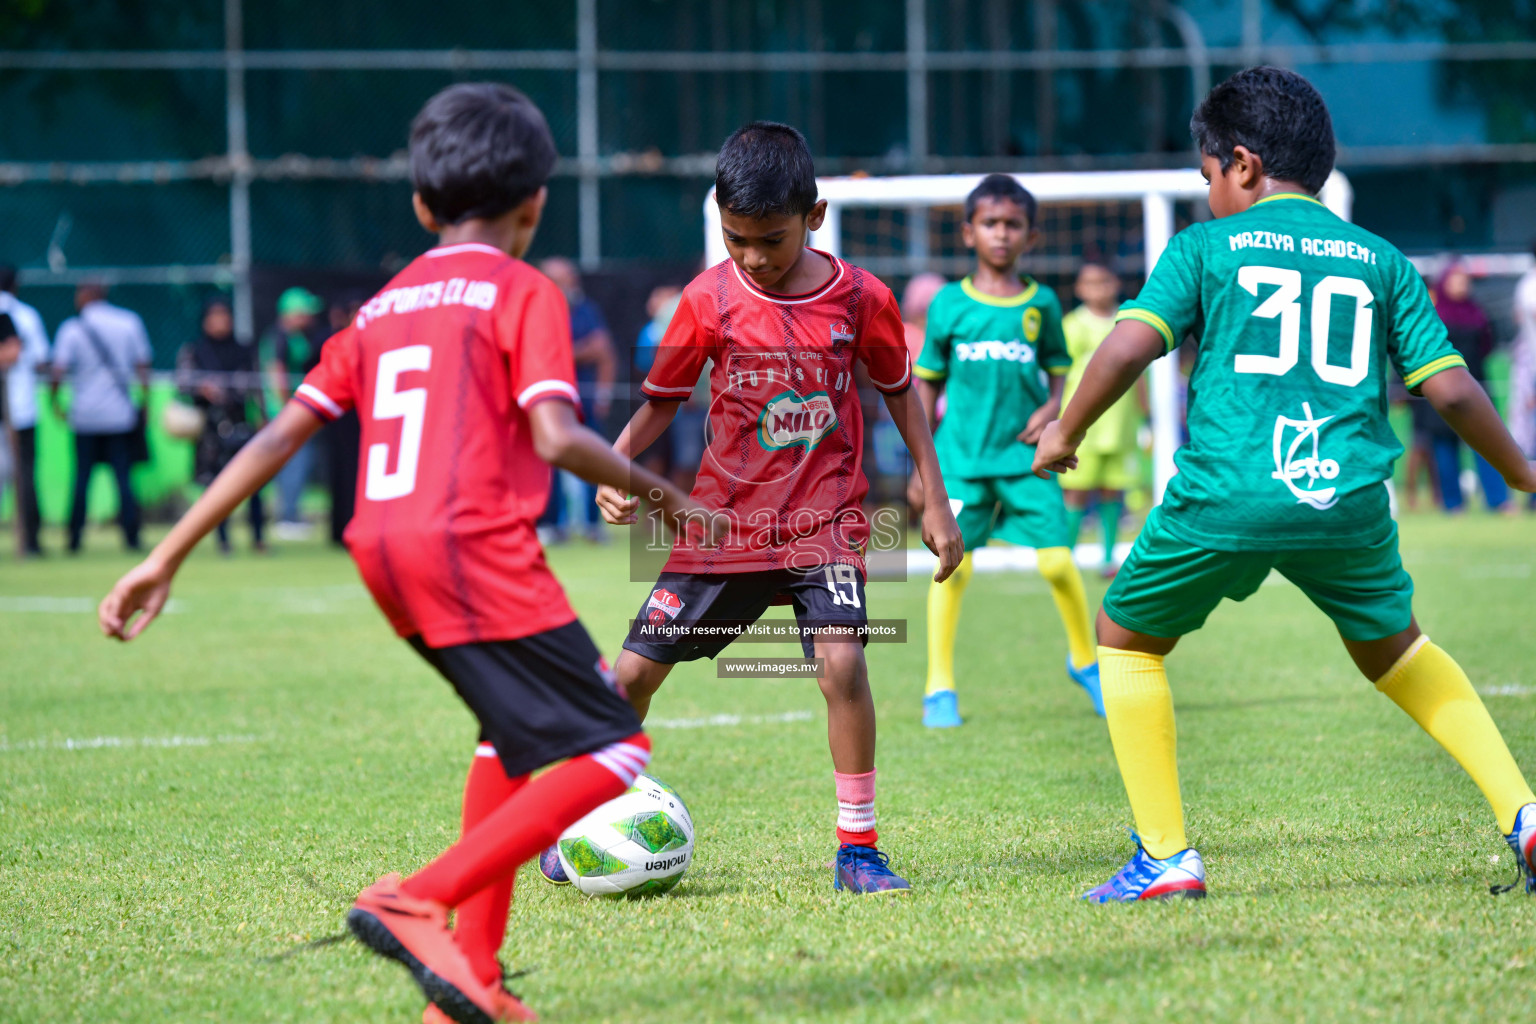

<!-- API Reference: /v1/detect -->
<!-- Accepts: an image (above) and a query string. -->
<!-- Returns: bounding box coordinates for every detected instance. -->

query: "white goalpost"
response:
[704,169,1354,505]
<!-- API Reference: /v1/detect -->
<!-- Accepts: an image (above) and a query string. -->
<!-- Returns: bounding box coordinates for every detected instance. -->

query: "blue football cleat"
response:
[1067,657,1106,717]
[923,689,963,729]
[538,842,569,885]
[1494,802,1536,895]
[834,844,911,895]
[1083,833,1206,902]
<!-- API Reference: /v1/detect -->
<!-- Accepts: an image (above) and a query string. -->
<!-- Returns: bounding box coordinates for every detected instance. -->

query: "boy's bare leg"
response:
[814,636,876,774]
[1346,619,1535,836]
[614,649,675,722]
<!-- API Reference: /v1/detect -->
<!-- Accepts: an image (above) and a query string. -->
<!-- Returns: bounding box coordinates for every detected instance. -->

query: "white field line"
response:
[1480,685,1535,697]
[904,541,1134,575]
[646,710,815,730]
[0,596,184,614]
[0,733,262,753]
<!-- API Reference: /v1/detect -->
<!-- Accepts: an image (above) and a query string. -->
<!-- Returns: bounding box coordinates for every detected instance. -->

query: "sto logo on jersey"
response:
[758,390,838,451]
[1271,401,1341,510]
[646,588,684,625]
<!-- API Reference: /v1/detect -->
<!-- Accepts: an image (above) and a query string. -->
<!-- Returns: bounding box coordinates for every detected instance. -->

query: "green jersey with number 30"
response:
[1118,193,1465,551]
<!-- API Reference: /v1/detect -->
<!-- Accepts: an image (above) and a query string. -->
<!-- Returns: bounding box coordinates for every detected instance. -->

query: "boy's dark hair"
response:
[1190,66,1335,194]
[964,173,1037,225]
[714,121,818,219]
[409,82,557,226]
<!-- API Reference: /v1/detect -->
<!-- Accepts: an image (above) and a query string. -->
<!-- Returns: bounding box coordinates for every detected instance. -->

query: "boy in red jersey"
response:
[571,122,963,894]
[98,83,704,1024]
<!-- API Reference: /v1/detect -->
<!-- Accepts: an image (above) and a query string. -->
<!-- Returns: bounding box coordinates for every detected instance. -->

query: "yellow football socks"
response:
[1099,646,1188,859]
[1037,546,1097,670]
[924,551,973,696]
[1375,636,1536,834]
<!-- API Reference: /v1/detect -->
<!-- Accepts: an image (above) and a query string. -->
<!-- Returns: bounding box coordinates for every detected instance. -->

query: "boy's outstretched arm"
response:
[99,402,323,641]
[884,386,964,583]
[906,378,943,514]
[1420,367,1536,491]
[1033,320,1164,477]
[529,400,705,530]
[594,399,682,525]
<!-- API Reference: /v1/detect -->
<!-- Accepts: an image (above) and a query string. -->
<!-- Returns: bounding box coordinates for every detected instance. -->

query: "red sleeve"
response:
[640,290,712,401]
[858,288,913,394]
[501,271,581,412]
[295,326,359,422]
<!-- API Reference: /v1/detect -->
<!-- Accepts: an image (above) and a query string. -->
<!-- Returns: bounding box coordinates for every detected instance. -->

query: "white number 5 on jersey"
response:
[366,345,432,501]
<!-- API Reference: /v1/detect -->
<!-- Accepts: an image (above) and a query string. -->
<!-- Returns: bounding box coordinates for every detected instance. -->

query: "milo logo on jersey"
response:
[1271,402,1341,510]
[758,390,838,451]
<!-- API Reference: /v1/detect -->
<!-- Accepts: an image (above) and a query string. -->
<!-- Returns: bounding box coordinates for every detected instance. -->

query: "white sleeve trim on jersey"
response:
[640,380,696,395]
[296,383,343,418]
[516,378,581,408]
[868,356,912,393]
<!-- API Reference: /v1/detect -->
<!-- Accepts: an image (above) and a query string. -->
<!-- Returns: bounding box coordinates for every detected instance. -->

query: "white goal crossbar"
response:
[704,168,1353,503]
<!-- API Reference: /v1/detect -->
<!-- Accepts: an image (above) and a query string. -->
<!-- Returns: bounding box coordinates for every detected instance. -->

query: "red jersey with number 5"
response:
[639,252,912,575]
[295,242,580,646]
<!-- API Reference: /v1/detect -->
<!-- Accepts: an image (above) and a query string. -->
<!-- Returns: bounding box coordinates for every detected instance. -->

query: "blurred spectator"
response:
[633,285,682,482]
[1401,381,1441,513]
[538,258,615,543]
[900,272,946,364]
[1429,263,1507,513]
[325,292,366,546]
[1511,240,1536,460]
[51,281,151,552]
[177,298,266,554]
[262,286,325,537]
[0,264,50,556]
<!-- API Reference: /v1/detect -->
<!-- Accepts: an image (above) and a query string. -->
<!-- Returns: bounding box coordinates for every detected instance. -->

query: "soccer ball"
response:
[556,773,695,897]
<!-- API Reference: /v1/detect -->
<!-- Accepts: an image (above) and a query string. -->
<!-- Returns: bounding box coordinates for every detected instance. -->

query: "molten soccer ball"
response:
[556,773,695,897]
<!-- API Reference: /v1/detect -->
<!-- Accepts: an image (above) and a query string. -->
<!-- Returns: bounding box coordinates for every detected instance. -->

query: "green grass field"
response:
[4,513,1535,1022]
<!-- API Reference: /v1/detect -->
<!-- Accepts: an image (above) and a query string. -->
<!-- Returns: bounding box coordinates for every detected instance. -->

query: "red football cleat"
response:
[423,983,539,1024]
[347,873,503,1024]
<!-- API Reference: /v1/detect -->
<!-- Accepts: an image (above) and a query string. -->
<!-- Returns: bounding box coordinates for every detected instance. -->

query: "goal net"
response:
[704,169,1354,504]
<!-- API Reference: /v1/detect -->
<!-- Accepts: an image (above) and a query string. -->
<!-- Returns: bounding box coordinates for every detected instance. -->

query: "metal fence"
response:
[3,0,1534,356]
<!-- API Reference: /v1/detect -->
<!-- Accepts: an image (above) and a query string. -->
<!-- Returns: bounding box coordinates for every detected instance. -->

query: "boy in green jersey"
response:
[1034,67,1536,900]
[913,174,1102,729]
[1059,262,1146,576]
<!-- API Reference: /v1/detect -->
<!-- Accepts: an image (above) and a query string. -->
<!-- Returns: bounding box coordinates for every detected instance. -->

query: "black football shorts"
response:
[408,619,641,779]
[622,565,868,663]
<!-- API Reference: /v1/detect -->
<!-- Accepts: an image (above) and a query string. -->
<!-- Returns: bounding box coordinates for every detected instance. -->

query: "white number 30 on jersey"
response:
[366,345,432,501]
[1236,266,1374,388]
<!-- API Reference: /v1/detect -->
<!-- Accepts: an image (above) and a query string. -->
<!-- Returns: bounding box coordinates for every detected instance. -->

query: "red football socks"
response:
[451,744,528,986]
[403,733,651,910]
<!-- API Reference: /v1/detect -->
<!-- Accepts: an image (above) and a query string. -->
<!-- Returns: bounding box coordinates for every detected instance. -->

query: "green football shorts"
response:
[1101,506,1414,642]
[949,473,1072,552]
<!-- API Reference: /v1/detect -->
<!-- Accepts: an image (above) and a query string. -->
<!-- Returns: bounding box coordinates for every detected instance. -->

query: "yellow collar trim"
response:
[961,276,1038,308]
[1253,192,1324,207]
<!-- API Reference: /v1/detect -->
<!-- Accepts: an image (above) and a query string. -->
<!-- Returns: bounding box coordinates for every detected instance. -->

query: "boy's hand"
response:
[1018,400,1060,446]
[905,470,925,516]
[1504,461,1536,493]
[99,557,174,641]
[1031,420,1081,478]
[921,501,964,583]
[596,483,640,525]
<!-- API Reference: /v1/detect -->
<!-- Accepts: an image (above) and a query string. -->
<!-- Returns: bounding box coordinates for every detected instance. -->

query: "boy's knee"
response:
[1037,545,1076,583]
[816,642,868,697]
[615,649,670,700]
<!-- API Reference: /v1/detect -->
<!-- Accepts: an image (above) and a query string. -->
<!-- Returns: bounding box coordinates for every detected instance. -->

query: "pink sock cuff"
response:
[834,769,876,804]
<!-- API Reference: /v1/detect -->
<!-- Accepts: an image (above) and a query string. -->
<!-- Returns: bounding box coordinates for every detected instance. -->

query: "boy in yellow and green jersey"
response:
[912,173,1103,730]
[1059,262,1147,576]
[1034,67,1536,900]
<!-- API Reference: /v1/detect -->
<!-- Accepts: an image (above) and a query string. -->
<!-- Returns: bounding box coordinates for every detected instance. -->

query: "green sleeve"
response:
[914,291,951,382]
[1116,223,1205,353]
[1386,253,1466,393]
[1037,290,1070,374]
